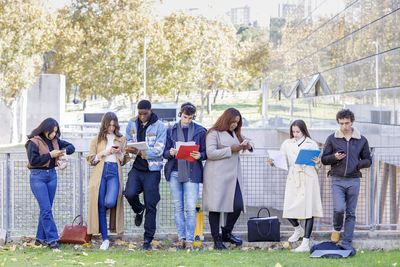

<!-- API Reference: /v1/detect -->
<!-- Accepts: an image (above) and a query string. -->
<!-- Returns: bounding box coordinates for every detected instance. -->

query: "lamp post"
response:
[142,36,148,99]
[262,76,271,125]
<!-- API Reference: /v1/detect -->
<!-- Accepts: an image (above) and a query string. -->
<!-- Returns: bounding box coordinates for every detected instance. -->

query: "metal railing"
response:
[0,147,399,237]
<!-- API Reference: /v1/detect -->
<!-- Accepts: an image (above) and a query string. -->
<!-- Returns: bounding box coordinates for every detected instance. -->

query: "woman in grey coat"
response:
[203,108,253,250]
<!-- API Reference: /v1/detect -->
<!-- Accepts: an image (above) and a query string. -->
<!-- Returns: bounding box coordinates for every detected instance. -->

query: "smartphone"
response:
[112,146,119,149]
[337,149,345,154]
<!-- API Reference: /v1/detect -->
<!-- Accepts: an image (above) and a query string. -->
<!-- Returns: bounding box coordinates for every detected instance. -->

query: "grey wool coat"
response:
[202,130,253,212]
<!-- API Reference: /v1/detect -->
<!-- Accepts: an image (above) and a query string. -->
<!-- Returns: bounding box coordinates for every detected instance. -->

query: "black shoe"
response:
[221,226,243,246]
[135,210,144,227]
[142,240,152,251]
[212,234,227,250]
[34,239,46,246]
[48,240,59,249]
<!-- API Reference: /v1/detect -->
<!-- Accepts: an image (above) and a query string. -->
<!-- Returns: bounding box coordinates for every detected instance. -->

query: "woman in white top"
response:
[278,119,323,252]
[87,112,129,250]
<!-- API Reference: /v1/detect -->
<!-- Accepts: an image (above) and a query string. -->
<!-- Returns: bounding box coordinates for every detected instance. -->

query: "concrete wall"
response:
[0,74,65,145]
[0,102,13,144]
[26,74,66,135]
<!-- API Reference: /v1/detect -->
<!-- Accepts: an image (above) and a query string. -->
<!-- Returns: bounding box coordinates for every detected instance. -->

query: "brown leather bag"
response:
[59,215,91,244]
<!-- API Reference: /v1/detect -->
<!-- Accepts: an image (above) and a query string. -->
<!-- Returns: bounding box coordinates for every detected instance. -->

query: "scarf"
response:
[177,122,195,183]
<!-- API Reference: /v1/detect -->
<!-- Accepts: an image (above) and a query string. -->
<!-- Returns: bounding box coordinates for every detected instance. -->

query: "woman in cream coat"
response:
[203,108,253,250]
[87,112,129,250]
[279,119,323,252]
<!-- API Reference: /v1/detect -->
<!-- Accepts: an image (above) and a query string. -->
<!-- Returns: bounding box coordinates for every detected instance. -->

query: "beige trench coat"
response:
[202,130,253,213]
[86,135,130,235]
[281,137,323,219]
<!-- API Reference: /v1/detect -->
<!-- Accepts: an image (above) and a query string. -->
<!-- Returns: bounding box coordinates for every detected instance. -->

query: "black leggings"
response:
[209,181,244,237]
[287,217,314,239]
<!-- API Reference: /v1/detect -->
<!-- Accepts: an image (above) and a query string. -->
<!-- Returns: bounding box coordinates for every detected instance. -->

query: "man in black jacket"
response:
[321,109,371,246]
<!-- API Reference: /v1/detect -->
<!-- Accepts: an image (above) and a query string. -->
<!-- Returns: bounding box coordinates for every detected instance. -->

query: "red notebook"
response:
[176,145,200,162]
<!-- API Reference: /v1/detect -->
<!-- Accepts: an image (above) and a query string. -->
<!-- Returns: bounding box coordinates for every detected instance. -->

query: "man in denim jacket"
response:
[124,100,166,250]
[321,109,371,246]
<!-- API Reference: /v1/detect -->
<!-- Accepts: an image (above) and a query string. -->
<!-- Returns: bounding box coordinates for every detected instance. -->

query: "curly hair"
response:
[336,109,355,122]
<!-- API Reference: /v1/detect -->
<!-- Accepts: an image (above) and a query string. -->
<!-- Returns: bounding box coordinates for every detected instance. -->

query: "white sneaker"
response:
[100,239,110,250]
[288,226,304,242]
[293,238,310,252]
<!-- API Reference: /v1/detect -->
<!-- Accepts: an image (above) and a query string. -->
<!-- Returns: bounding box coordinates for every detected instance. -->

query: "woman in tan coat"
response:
[87,112,129,250]
[203,108,253,250]
[279,120,323,252]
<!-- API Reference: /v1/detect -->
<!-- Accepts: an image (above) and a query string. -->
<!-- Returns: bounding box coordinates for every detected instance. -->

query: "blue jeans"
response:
[98,162,120,240]
[30,169,59,243]
[169,171,199,242]
[332,177,360,245]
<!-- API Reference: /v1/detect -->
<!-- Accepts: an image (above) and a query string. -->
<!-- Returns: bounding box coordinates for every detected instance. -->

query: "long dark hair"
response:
[27,118,60,139]
[289,119,311,139]
[207,108,243,143]
[98,112,122,143]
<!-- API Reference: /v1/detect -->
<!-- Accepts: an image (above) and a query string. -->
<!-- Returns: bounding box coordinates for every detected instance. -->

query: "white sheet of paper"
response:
[127,141,149,150]
[267,150,288,171]
[176,141,195,151]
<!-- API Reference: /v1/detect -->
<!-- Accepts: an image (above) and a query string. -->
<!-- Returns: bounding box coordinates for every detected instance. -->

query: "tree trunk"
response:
[107,98,112,108]
[207,92,211,114]
[8,101,17,143]
[213,89,219,103]
[221,90,225,99]
[175,89,180,104]
[199,89,206,123]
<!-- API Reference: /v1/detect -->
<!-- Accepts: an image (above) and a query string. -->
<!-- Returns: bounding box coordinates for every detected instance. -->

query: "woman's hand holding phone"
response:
[110,145,120,154]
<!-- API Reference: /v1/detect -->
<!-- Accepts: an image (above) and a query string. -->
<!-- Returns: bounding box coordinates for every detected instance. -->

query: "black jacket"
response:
[321,128,371,178]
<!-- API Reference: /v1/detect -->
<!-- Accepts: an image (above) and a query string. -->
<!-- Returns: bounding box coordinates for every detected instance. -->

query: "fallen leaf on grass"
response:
[104,259,116,265]
[94,262,103,265]
[53,263,57,266]
[392,263,397,266]
[11,258,17,262]
[82,243,92,248]
[82,252,88,256]
[282,242,291,249]
[78,262,85,265]
[275,263,282,267]
[128,243,137,249]
[9,245,16,252]
[152,240,161,247]
[114,239,128,246]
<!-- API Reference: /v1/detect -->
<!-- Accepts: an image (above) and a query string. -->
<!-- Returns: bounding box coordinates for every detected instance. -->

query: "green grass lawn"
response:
[0,243,399,267]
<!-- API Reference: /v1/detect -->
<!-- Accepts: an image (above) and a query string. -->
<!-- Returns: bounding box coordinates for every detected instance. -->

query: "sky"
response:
[154,0,279,27]
[49,0,280,27]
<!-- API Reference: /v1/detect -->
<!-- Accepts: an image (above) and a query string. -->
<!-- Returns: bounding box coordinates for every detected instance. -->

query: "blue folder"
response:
[295,149,321,166]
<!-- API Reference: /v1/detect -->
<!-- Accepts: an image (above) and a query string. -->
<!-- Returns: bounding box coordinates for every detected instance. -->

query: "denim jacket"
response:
[126,116,166,171]
[163,122,207,183]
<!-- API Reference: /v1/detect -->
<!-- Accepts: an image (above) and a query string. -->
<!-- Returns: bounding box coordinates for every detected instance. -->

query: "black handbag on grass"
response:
[247,207,280,242]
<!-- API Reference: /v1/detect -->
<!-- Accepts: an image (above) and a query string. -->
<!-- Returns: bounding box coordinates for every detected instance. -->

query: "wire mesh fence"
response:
[0,147,399,237]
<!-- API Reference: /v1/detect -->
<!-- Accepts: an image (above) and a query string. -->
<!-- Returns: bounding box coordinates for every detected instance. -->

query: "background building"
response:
[227,5,251,25]
[267,0,400,147]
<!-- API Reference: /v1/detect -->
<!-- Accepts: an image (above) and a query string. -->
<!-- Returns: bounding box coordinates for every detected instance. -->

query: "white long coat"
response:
[281,137,323,219]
